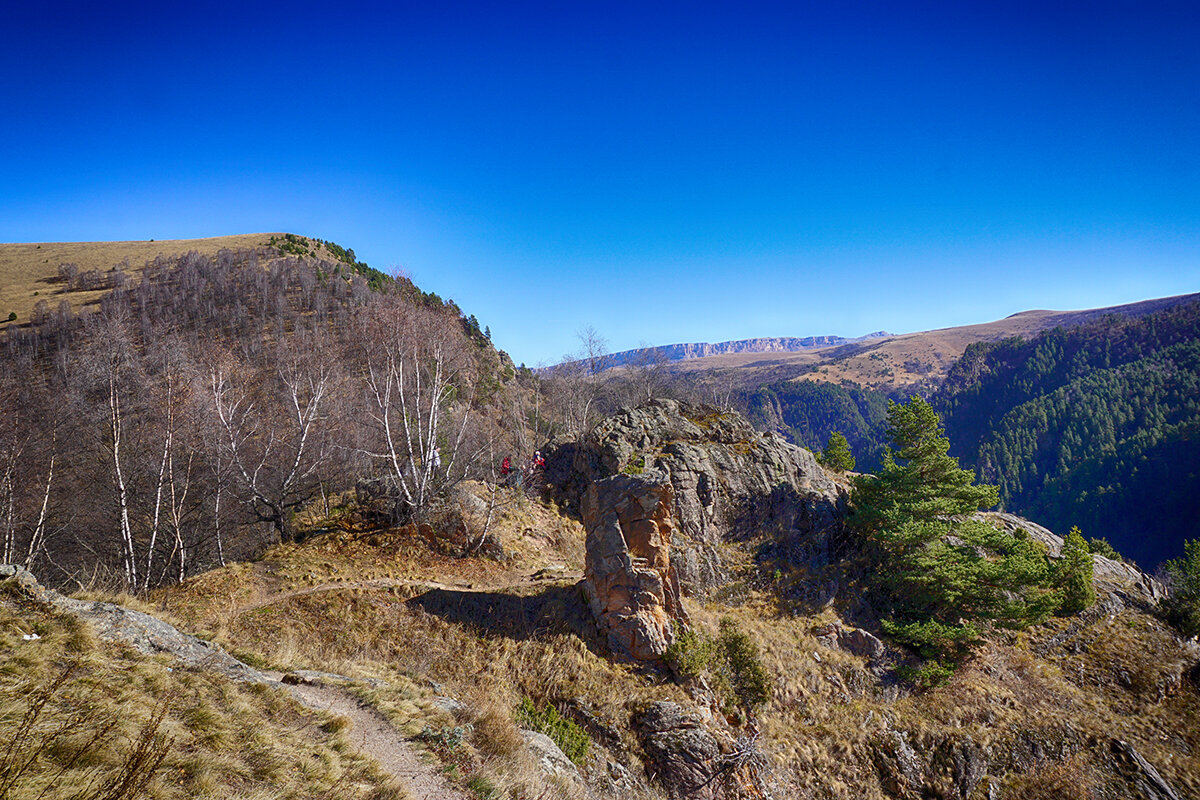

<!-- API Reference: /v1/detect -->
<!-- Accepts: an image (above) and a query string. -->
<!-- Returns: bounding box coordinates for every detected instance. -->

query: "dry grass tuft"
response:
[0,578,407,800]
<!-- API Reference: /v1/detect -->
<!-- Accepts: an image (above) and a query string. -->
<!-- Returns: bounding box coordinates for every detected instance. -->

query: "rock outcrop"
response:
[1,564,271,684]
[555,399,845,595]
[635,702,723,800]
[582,469,688,661]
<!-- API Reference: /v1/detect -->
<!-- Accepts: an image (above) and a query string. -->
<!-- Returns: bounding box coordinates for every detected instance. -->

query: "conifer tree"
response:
[851,396,1058,684]
[818,430,855,472]
[1056,526,1096,615]
[1161,539,1200,638]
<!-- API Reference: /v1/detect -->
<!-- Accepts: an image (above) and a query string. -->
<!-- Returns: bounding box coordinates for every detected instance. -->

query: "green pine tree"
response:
[818,430,856,472]
[851,396,1058,683]
[1056,526,1096,615]
[1161,539,1200,638]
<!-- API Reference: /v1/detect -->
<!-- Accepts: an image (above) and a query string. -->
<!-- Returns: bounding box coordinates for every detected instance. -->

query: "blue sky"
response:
[2,1,1198,365]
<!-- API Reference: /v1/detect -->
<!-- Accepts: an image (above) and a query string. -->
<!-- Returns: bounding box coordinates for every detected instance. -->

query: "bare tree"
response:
[355,296,479,520]
[613,342,672,407]
[71,308,145,589]
[546,326,611,436]
[207,333,337,544]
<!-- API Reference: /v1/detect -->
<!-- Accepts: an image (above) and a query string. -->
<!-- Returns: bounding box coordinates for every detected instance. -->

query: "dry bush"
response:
[1004,755,1098,799]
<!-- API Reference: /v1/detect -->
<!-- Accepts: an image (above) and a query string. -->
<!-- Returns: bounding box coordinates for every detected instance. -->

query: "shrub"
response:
[717,618,772,712]
[664,620,773,713]
[515,698,589,765]
[5,312,14,322]
[663,622,714,680]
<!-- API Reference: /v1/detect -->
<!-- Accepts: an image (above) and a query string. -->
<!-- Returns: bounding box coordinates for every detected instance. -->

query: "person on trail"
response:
[501,456,511,477]
[533,451,545,469]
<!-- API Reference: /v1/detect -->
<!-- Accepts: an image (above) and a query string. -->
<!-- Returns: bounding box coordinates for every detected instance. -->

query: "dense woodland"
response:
[934,300,1200,568]
[742,379,890,472]
[722,302,1200,570]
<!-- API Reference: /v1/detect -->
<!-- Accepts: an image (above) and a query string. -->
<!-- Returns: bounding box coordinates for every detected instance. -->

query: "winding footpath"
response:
[1,564,579,800]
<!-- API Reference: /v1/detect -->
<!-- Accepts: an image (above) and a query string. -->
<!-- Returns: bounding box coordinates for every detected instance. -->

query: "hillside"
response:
[0,233,390,333]
[3,400,1198,799]
[0,236,503,588]
[935,297,1200,569]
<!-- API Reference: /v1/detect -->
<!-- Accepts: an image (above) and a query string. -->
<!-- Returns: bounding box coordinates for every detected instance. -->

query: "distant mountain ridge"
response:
[605,331,892,368]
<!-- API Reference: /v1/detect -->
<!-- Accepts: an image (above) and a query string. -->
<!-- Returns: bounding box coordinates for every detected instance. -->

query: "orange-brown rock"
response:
[582,469,688,661]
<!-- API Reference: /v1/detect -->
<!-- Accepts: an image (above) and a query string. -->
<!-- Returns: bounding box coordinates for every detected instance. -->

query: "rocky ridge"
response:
[603,335,888,368]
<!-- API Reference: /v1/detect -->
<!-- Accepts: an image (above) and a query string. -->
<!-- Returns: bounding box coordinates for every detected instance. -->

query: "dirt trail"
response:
[233,570,583,617]
[267,671,469,800]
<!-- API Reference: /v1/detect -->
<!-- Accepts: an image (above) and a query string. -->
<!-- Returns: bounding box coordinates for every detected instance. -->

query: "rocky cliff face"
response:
[603,332,895,368]
[582,470,689,661]
[551,398,846,596]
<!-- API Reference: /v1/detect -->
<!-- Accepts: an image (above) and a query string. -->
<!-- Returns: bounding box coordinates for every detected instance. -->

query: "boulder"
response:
[520,729,582,783]
[636,702,723,800]
[555,399,845,595]
[582,469,688,661]
[813,620,887,663]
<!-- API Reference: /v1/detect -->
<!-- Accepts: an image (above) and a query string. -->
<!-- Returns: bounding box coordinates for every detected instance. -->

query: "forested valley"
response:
[933,300,1200,569]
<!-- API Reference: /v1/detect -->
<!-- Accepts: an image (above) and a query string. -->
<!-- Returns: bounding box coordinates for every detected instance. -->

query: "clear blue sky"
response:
[2,1,1198,365]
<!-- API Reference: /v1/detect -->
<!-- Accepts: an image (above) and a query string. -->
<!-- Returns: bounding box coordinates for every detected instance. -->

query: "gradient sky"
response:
[2,1,1198,365]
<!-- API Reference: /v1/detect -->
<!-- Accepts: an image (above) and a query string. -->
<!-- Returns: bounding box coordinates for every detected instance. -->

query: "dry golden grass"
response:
[77,493,1200,799]
[0,579,407,800]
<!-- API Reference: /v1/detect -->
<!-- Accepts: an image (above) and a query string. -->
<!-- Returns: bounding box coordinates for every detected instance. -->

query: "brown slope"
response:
[0,233,344,331]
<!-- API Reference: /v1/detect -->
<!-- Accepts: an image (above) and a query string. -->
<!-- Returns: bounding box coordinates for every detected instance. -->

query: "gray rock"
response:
[520,729,582,782]
[432,695,467,716]
[635,701,723,800]
[871,729,923,798]
[554,399,845,596]
[2,563,271,685]
[1110,739,1183,800]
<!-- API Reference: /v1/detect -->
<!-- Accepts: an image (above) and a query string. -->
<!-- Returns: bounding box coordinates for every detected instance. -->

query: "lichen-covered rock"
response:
[555,399,845,595]
[520,729,582,783]
[636,702,723,800]
[582,469,688,661]
[1,564,271,684]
